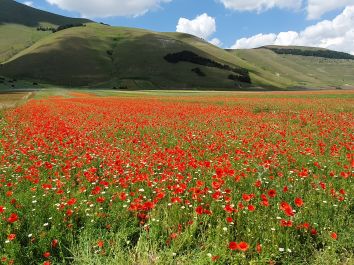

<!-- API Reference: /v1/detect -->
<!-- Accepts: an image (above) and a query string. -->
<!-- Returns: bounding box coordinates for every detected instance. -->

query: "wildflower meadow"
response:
[0,91,352,264]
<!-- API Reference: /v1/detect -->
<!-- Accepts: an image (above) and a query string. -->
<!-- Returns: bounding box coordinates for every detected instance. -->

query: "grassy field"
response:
[0,24,50,63]
[0,89,352,265]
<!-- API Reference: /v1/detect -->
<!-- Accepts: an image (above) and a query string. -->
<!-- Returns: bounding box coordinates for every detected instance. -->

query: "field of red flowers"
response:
[0,91,353,265]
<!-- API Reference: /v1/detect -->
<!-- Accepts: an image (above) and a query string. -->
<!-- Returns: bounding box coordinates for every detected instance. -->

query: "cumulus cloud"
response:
[218,0,354,19]
[307,0,354,19]
[218,0,302,13]
[233,33,277,49]
[209,38,223,47]
[231,6,354,55]
[46,0,172,18]
[176,13,216,40]
[24,1,34,7]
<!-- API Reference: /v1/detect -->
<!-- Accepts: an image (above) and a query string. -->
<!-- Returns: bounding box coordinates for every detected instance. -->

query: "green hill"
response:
[229,46,354,88]
[0,0,90,27]
[0,0,91,63]
[0,23,263,89]
[0,0,353,90]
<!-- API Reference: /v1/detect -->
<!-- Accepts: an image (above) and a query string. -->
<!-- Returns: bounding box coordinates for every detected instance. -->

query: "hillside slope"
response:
[229,46,354,88]
[0,0,91,62]
[0,0,90,26]
[0,23,263,89]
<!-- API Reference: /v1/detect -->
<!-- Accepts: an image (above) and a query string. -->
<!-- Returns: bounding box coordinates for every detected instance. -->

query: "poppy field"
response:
[0,90,353,265]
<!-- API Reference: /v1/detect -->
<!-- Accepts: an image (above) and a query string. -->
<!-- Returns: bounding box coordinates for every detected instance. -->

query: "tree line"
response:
[164,50,251,83]
[37,23,86,33]
[266,47,354,60]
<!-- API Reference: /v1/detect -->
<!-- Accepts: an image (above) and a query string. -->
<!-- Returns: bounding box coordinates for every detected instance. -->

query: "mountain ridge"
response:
[0,0,91,26]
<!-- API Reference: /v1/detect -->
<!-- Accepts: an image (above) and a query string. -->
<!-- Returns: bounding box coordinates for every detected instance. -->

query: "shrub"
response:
[191,67,206,77]
[164,51,251,83]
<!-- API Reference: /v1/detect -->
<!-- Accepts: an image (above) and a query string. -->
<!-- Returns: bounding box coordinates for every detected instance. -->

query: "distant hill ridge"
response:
[262,46,354,60]
[0,0,91,26]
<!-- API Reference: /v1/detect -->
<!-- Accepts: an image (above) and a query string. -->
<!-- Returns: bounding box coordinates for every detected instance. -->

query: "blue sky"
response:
[19,0,354,54]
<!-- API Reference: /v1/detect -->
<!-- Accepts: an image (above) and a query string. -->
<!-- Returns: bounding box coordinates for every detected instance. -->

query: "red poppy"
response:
[248,205,256,212]
[229,241,238,250]
[212,181,222,190]
[294,198,304,207]
[195,206,204,215]
[280,202,294,217]
[242,193,253,202]
[117,192,126,201]
[224,204,234,213]
[66,209,73,216]
[268,189,276,198]
[226,217,233,223]
[51,239,58,248]
[254,180,262,188]
[280,219,293,227]
[256,244,262,253]
[261,200,269,207]
[238,242,249,251]
[97,240,104,248]
[7,234,16,241]
[67,198,77,206]
[331,232,338,240]
[97,197,105,203]
[7,213,18,223]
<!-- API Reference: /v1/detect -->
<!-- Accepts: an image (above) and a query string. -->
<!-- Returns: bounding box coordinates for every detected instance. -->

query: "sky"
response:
[20,0,354,54]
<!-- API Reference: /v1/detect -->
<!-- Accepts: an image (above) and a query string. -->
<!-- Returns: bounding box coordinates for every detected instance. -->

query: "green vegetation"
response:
[0,75,44,90]
[164,50,251,83]
[263,46,354,60]
[0,0,90,63]
[53,23,87,33]
[0,24,50,63]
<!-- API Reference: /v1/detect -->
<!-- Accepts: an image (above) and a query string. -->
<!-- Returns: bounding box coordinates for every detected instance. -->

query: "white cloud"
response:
[218,0,302,13]
[209,38,223,47]
[218,0,354,19]
[176,13,216,40]
[274,31,300,45]
[231,6,354,54]
[233,33,276,49]
[24,1,33,7]
[307,0,354,19]
[46,0,172,18]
